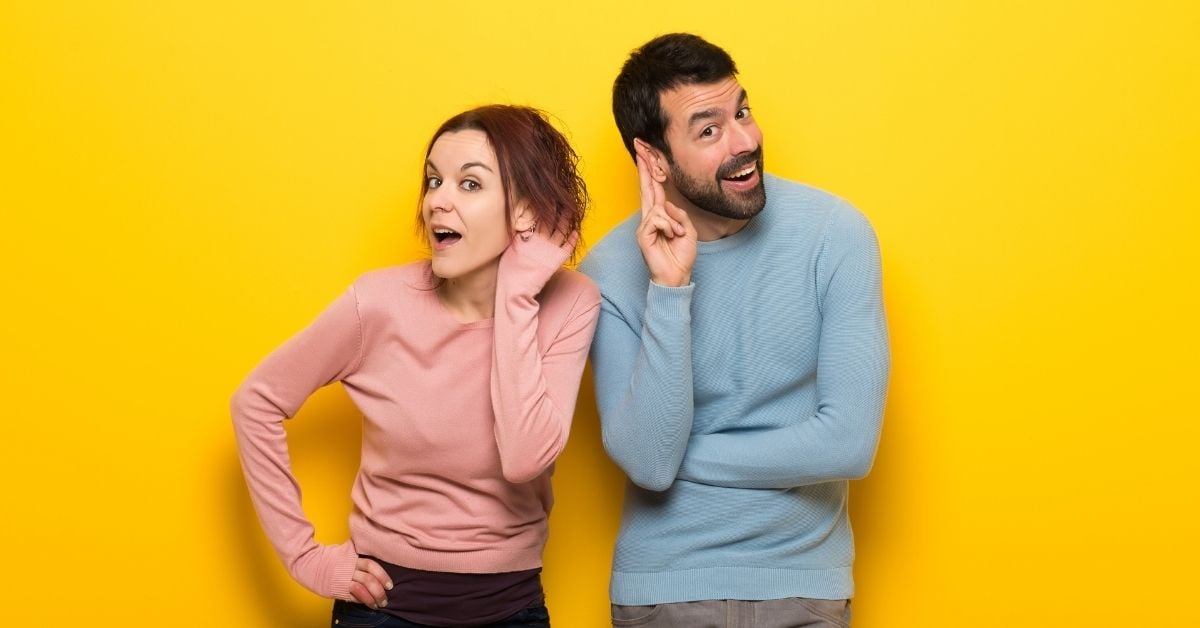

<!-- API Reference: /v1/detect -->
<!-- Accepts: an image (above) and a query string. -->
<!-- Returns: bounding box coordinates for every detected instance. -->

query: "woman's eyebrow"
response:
[461,161,495,173]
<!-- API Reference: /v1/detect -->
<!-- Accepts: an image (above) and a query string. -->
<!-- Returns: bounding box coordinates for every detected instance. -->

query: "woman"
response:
[232,105,600,627]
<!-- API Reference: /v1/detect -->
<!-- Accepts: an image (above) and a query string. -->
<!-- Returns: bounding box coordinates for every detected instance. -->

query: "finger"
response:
[633,157,661,209]
[562,229,580,251]
[638,193,663,231]
[352,569,388,606]
[549,214,575,245]
[348,581,378,608]
[670,214,685,237]
[358,558,393,592]
[534,217,554,240]
[633,138,654,166]
[634,140,667,212]
[351,573,386,607]
[635,151,653,214]
[643,201,681,238]
[652,174,672,216]
[664,202,695,238]
[640,215,676,241]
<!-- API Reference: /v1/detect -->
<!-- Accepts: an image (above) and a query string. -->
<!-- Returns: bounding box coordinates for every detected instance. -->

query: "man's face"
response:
[657,77,766,220]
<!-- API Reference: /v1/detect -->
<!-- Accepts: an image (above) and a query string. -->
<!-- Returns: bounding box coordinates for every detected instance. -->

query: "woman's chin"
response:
[432,255,503,280]
[430,260,454,280]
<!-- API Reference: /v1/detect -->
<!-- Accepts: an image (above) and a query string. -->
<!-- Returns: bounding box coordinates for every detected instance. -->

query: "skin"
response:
[343,126,576,605]
[633,143,697,288]
[347,129,540,608]
[350,557,392,608]
[422,129,535,322]
[635,76,766,285]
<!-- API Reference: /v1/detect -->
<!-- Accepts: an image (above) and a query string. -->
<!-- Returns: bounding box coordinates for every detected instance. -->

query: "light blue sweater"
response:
[579,173,889,605]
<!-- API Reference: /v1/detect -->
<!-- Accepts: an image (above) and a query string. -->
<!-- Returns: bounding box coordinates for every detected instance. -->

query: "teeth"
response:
[729,165,755,179]
[433,228,455,235]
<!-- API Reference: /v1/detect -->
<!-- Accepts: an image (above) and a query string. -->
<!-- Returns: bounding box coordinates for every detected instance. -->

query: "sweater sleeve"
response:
[677,209,890,489]
[589,281,695,492]
[490,235,601,483]
[230,287,363,599]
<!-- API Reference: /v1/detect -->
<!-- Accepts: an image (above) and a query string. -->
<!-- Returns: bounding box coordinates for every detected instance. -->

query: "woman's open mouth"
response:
[432,228,462,250]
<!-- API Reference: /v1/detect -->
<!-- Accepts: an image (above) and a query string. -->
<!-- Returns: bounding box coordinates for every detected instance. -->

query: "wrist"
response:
[650,272,691,288]
[507,232,570,270]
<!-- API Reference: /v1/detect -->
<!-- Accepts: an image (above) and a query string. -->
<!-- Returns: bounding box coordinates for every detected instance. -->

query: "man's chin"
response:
[719,187,766,220]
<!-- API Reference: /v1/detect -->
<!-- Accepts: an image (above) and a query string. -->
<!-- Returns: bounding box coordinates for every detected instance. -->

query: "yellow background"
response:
[2,1,1198,626]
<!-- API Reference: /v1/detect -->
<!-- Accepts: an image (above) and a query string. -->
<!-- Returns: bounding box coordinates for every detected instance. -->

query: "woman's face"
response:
[422,129,514,283]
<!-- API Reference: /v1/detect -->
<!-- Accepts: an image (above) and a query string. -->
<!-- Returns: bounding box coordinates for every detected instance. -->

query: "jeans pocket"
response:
[498,603,551,626]
[611,603,662,626]
[791,598,851,627]
[331,600,391,628]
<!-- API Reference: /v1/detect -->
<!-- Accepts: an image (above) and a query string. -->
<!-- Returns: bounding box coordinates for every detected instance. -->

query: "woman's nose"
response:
[427,187,453,212]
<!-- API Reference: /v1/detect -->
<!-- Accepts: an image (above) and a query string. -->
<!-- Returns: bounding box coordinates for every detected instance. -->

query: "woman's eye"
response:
[426,176,442,189]
[461,179,481,192]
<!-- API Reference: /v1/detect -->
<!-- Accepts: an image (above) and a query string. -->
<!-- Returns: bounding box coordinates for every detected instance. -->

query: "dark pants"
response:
[331,600,551,628]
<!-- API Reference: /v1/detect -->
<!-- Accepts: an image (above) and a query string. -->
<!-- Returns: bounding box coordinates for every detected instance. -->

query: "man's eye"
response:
[426,176,442,189]
[700,126,716,138]
[736,106,751,119]
[461,180,481,191]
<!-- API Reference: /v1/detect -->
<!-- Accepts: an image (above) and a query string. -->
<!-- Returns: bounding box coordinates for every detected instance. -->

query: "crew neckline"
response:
[694,173,773,255]
[696,212,762,254]
[414,263,495,330]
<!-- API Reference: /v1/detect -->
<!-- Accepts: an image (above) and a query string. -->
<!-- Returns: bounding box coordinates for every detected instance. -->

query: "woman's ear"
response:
[512,200,536,233]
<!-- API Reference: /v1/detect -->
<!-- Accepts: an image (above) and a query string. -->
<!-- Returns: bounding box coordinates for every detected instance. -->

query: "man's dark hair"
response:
[612,33,738,163]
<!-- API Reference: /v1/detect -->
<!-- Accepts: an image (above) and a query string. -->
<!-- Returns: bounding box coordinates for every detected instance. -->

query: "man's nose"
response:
[729,122,759,156]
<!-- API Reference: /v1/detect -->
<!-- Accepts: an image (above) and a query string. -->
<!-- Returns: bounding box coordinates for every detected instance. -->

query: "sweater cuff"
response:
[646,281,694,320]
[506,232,572,275]
[498,234,572,297]
[516,231,571,264]
[324,540,359,600]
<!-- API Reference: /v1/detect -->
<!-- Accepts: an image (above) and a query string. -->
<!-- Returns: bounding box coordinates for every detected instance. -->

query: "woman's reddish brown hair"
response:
[418,105,588,256]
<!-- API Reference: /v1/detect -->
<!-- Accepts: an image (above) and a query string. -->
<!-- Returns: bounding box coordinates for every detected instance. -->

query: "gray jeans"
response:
[611,598,851,628]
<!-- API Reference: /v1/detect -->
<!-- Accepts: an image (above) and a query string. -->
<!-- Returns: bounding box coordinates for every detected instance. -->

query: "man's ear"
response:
[512,200,535,232]
[634,138,669,183]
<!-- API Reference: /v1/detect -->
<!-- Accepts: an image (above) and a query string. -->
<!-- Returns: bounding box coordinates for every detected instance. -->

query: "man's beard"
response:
[669,147,766,220]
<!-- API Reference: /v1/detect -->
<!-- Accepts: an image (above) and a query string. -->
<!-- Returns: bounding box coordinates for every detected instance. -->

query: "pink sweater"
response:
[231,236,601,600]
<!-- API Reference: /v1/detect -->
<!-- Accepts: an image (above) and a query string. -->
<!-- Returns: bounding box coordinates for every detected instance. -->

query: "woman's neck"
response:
[436,263,499,323]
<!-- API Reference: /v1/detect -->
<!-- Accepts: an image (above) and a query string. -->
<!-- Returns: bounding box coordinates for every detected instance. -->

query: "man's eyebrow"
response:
[687,89,750,129]
[687,108,721,129]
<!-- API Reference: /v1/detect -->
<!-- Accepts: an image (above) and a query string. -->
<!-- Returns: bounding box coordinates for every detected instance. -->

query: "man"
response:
[579,33,889,627]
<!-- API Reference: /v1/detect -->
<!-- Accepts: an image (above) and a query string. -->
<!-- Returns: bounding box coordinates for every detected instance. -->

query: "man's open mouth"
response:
[723,164,756,183]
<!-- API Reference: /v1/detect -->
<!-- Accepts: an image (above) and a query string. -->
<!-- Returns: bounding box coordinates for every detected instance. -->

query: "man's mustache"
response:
[716,147,764,179]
